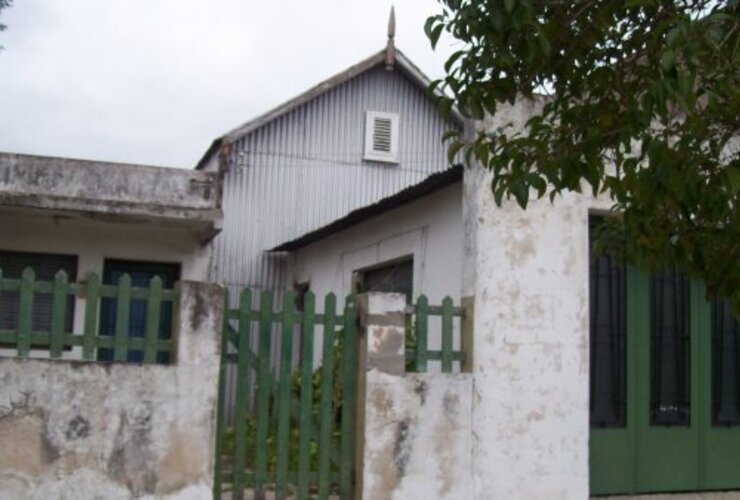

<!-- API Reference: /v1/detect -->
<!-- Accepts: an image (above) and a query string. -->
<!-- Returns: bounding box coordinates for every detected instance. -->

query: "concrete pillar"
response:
[355,292,474,500]
[462,101,593,499]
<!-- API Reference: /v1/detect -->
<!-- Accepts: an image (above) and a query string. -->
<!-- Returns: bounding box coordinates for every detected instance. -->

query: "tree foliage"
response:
[427,0,740,312]
[0,0,12,48]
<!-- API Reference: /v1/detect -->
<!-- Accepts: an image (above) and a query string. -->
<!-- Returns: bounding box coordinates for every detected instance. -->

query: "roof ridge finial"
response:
[385,5,396,71]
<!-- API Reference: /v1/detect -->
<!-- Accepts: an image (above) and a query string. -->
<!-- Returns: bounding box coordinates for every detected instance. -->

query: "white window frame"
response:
[363,111,399,164]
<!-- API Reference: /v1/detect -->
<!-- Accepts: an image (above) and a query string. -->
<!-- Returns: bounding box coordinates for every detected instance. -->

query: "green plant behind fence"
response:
[0,267,177,363]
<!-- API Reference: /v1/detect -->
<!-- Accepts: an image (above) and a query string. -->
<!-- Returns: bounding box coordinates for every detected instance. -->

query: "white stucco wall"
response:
[358,293,473,500]
[291,182,463,306]
[0,281,223,500]
[463,99,612,499]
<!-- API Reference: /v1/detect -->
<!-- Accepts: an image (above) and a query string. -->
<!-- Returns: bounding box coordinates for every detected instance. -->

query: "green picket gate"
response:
[213,289,359,500]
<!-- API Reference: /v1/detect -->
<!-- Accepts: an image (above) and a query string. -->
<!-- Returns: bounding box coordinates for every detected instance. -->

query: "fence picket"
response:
[82,273,101,360]
[254,290,273,498]
[339,295,358,498]
[113,274,132,362]
[297,291,316,500]
[415,295,429,372]
[276,290,295,500]
[233,289,252,500]
[50,270,69,358]
[441,296,454,372]
[317,293,337,500]
[17,268,35,357]
[143,276,163,364]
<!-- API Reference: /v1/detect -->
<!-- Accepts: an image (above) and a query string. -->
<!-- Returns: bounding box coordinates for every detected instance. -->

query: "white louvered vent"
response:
[364,111,399,163]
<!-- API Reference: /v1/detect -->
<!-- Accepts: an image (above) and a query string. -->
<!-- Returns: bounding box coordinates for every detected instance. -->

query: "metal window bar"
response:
[588,223,627,428]
[712,299,740,426]
[650,270,690,426]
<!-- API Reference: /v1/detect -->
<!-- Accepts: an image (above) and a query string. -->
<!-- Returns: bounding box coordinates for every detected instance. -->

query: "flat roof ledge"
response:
[0,152,223,239]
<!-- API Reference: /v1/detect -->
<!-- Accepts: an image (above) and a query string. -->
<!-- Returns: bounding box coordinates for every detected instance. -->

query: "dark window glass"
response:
[650,269,690,426]
[712,300,740,426]
[361,258,413,303]
[0,251,77,336]
[98,260,179,364]
[588,217,627,428]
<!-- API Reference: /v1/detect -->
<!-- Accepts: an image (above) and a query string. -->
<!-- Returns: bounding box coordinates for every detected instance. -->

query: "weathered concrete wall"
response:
[463,99,611,499]
[0,152,222,238]
[0,281,223,500]
[358,293,473,500]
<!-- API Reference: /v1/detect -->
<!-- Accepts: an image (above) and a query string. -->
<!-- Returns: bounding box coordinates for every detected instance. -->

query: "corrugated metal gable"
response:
[212,63,458,292]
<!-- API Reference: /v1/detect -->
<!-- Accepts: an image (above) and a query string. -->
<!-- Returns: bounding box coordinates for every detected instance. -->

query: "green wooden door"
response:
[588,215,740,495]
[590,268,740,495]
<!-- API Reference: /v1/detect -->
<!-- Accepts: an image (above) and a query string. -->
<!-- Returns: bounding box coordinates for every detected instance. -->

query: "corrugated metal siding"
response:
[212,64,457,293]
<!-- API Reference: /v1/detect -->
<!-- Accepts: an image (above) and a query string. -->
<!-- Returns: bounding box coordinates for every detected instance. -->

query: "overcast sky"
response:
[0,1,457,168]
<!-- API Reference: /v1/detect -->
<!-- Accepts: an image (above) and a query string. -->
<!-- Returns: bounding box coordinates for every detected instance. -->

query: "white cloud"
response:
[0,0,457,167]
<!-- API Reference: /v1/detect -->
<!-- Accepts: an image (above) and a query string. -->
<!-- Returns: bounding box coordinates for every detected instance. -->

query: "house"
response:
[196,11,464,306]
[0,151,222,361]
[245,92,740,497]
[0,151,224,498]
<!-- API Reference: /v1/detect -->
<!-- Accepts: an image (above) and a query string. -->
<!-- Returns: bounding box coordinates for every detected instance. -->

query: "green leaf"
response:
[504,0,516,13]
[511,180,529,209]
[447,140,465,164]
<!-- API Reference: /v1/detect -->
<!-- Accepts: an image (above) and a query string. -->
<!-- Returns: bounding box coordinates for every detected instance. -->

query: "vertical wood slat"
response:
[49,270,69,358]
[254,290,273,498]
[415,295,429,372]
[339,295,358,498]
[461,296,475,373]
[276,290,295,500]
[317,293,337,500]
[143,276,163,364]
[82,272,101,360]
[297,292,316,500]
[17,267,34,357]
[441,296,454,373]
[113,274,132,362]
[232,289,252,500]
[212,288,230,500]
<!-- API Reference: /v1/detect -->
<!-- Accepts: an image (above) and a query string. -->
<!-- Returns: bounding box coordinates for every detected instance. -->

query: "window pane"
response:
[98,260,179,364]
[362,259,413,303]
[650,270,690,426]
[589,218,627,428]
[712,300,740,426]
[0,250,77,334]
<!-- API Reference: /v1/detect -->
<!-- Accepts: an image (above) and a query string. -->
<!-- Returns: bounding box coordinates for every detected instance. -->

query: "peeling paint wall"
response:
[358,293,473,500]
[0,281,223,500]
[463,99,611,499]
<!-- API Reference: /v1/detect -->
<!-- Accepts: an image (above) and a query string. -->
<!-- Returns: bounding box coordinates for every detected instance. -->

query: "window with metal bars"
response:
[588,217,627,428]
[650,269,691,426]
[0,250,77,337]
[712,299,740,426]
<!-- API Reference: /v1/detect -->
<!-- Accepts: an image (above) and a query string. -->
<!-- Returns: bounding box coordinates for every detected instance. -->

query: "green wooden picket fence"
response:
[213,290,471,500]
[0,267,177,363]
[213,289,359,500]
[405,295,471,373]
